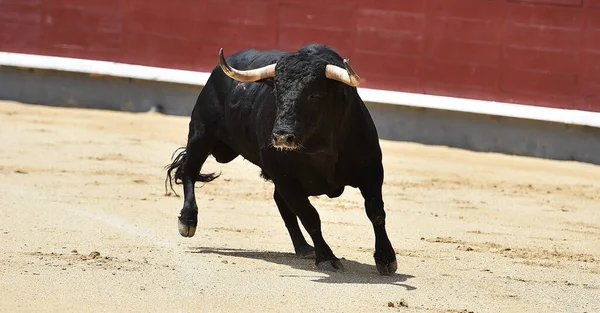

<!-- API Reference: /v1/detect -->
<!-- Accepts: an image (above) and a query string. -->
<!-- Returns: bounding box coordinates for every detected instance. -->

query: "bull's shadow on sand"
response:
[187,247,416,290]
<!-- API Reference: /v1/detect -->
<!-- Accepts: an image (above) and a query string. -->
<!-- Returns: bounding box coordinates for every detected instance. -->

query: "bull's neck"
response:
[335,90,363,151]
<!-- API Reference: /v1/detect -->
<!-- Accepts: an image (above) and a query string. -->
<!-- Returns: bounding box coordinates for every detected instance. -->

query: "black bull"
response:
[166,43,397,275]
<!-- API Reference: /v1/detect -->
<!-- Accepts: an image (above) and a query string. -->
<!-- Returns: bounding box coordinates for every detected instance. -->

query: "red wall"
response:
[1,0,600,112]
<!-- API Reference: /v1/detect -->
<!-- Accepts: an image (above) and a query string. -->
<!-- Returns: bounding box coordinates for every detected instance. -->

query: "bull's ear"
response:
[256,77,274,87]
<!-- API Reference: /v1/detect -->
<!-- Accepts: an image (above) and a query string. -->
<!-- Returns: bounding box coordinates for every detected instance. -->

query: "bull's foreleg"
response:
[174,124,218,237]
[275,182,343,272]
[273,188,315,258]
[178,155,201,237]
[359,164,397,276]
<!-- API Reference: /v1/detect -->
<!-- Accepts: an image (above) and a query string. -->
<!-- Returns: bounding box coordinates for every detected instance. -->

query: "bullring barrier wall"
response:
[1,52,599,165]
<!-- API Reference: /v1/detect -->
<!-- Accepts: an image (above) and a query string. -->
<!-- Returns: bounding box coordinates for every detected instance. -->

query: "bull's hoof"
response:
[178,219,196,237]
[317,259,344,272]
[374,246,397,276]
[295,244,315,259]
[376,260,398,276]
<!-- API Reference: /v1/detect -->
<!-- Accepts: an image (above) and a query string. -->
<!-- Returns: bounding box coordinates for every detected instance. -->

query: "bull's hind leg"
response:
[274,188,315,259]
[275,182,343,272]
[166,122,218,237]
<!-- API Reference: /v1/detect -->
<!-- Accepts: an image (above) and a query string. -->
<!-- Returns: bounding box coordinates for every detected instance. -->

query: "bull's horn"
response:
[325,59,360,87]
[219,48,276,82]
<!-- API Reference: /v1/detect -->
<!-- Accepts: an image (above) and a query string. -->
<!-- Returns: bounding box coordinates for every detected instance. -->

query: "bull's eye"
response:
[307,93,324,102]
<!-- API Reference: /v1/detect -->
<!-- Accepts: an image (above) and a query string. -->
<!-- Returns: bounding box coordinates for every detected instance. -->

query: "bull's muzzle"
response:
[272,132,297,150]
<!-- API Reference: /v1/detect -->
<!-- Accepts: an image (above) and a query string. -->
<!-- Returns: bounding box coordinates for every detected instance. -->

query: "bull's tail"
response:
[164,147,220,196]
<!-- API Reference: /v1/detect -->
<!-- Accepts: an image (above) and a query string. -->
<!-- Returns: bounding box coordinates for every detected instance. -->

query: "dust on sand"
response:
[0,101,598,312]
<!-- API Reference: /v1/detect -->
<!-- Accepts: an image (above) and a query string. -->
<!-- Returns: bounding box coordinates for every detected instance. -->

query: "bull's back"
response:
[226,49,285,71]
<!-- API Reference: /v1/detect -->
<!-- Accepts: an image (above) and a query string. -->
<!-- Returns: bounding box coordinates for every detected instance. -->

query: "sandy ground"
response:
[0,100,599,313]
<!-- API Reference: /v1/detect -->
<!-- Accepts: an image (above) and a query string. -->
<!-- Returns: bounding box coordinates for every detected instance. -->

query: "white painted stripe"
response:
[0,51,210,86]
[2,51,599,128]
[357,88,600,128]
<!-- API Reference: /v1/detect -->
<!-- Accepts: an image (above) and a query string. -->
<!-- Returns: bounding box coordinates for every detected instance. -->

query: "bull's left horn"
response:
[219,48,276,82]
[325,59,360,87]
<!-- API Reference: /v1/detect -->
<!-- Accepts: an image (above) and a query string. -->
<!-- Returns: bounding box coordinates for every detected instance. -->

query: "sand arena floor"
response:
[0,100,598,313]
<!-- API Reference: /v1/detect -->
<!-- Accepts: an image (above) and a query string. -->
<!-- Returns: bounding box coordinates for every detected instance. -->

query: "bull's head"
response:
[219,48,360,152]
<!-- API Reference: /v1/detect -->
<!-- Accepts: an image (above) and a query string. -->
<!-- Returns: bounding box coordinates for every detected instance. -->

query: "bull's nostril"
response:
[286,135,296,145]
[272,133,296,147]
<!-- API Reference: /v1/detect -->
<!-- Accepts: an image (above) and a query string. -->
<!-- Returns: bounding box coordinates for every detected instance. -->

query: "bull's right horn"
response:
[219,48,276,82]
